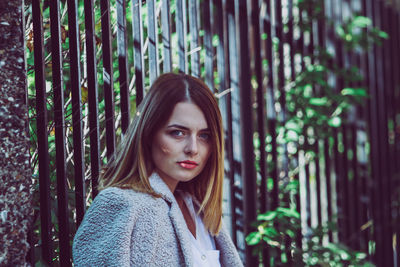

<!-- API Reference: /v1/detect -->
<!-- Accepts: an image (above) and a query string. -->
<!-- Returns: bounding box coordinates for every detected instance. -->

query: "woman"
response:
[73,73,243,266]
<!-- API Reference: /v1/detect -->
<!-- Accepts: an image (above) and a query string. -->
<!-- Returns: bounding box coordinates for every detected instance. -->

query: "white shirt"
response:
[179,191,221,267]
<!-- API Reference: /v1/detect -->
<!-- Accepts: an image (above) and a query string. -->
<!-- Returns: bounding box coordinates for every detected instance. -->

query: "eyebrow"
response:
[166,124,210,132]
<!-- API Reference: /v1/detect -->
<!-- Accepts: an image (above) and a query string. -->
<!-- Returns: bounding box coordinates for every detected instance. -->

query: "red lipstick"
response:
[178,160,198,170]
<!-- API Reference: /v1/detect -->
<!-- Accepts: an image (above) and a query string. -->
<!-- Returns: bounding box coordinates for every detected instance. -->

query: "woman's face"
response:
[151,102,212,192]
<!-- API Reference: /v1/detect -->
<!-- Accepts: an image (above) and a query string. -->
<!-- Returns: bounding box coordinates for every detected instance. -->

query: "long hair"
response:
[98,73,224,235]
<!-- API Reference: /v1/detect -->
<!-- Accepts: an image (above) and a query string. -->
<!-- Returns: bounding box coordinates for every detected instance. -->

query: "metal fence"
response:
[27,0,400,266]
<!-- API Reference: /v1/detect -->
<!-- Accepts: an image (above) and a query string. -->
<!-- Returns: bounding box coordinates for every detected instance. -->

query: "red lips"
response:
[177,160,198,169]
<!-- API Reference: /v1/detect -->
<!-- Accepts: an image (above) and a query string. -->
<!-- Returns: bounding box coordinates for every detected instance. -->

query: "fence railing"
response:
[26,0,400,266]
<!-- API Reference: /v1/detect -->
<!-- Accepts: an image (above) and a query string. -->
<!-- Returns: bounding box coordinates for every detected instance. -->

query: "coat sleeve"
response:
[72,188,138,267]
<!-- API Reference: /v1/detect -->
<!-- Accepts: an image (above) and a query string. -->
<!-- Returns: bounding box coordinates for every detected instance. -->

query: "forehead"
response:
[166,102,208,129]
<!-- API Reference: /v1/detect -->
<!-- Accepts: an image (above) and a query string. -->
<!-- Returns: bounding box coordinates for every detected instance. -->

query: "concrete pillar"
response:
[0,0,33,265]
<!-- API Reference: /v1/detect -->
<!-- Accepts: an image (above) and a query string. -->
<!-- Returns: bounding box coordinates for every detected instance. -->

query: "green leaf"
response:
[336,26,345,37]
[355,252,367,260]
[276,207,300,219]
[352,16,372,28]
[328,117,342,127]
[285,229,296,238]
[285,130,299,142]
[265,227,279,237]
[339,250,351,260]
[309,97,328,106]
[212,35,220,47]
[284,120,302,133]
[246,232,262,245]
[257,211,277,221]
[253,137,260,149]
[341,87,368,97]
[261,33,268,40]
[267,178,274,191]
[378,30,389,39]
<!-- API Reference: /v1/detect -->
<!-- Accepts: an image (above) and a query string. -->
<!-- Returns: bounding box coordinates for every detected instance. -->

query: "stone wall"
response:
[0,0,33,265]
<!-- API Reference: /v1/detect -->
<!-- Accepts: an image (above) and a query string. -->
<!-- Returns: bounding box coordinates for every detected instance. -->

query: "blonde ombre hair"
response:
[98,73,224,235]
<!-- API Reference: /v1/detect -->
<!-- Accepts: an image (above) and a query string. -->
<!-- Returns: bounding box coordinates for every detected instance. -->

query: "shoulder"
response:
[90,187,168,217]
[75,187,170,232]
[73,187,170,265]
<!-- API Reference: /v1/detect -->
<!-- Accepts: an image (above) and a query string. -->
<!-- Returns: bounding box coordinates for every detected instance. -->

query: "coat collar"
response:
[148,173,243,267]
[148,172,193,267]
[148,172,176,203]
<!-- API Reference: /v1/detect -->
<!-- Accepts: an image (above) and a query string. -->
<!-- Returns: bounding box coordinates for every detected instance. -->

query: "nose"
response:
[184,135,199,155]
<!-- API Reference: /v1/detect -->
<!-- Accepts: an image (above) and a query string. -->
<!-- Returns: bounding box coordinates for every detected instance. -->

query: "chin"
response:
[176,172,199,183]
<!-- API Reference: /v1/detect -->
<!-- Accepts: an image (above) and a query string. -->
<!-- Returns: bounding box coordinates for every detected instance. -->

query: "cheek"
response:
[202,144,212,161]
[152,136,174,161]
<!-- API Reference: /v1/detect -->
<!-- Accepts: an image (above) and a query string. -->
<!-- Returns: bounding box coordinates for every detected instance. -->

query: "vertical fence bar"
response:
[251,0,271,261]
[176,0,188,73]
[309,8,323,229]
[386,9,398,248]
[359,0,372,255]
[188,0,200,77]
[379,2,394,264]
[324,138,333,241]
[222,0,238,247]
[316,0,326,231]
[342,1,356,249]
[348,1,361,251]
[214,0,226,96]
[274,0,286,124]
[49,0,71,264]
[147,0,159,84]
[389,9,400,264]
[203,0,213,89]
[341,125,351,245]
[132,0,145,106]
[333,0,347,243]
[235,0,258,265]
[324,0,336,243]
[215,0,235,246]
[100,0,116,160]
[116,0,130,133]
[304,148,312,228]
[350,124,361,250]
[357,125,370,253]
[364,0,380,262]
[274,0,289,185]
[226,0,244,257]
[373,1,392,264]
[289,0,303,249]
[252,0,267,216]
[366,0,385,262]
[394,10,400,265]
[67,0,85,226]
[32,0,52,263]
[161,0,172,72]
[84,0,100,197]
[263,0,279,212]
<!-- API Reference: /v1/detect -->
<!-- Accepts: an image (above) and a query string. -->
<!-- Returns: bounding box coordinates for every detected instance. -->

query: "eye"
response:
[199,132,211,141]
[169,130,185,137]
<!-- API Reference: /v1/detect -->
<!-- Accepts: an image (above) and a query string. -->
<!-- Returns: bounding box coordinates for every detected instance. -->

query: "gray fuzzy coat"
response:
[72,173,243,267]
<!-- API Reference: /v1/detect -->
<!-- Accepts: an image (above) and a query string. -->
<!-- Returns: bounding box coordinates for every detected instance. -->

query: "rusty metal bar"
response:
[84,0,100,197]
[32,0,52,263]
[49,0,71,264]
[100,0,116,160]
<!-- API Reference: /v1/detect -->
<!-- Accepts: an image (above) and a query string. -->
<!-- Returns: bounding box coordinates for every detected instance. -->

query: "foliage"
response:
[248,0,388,265]
[246,205,373,266]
